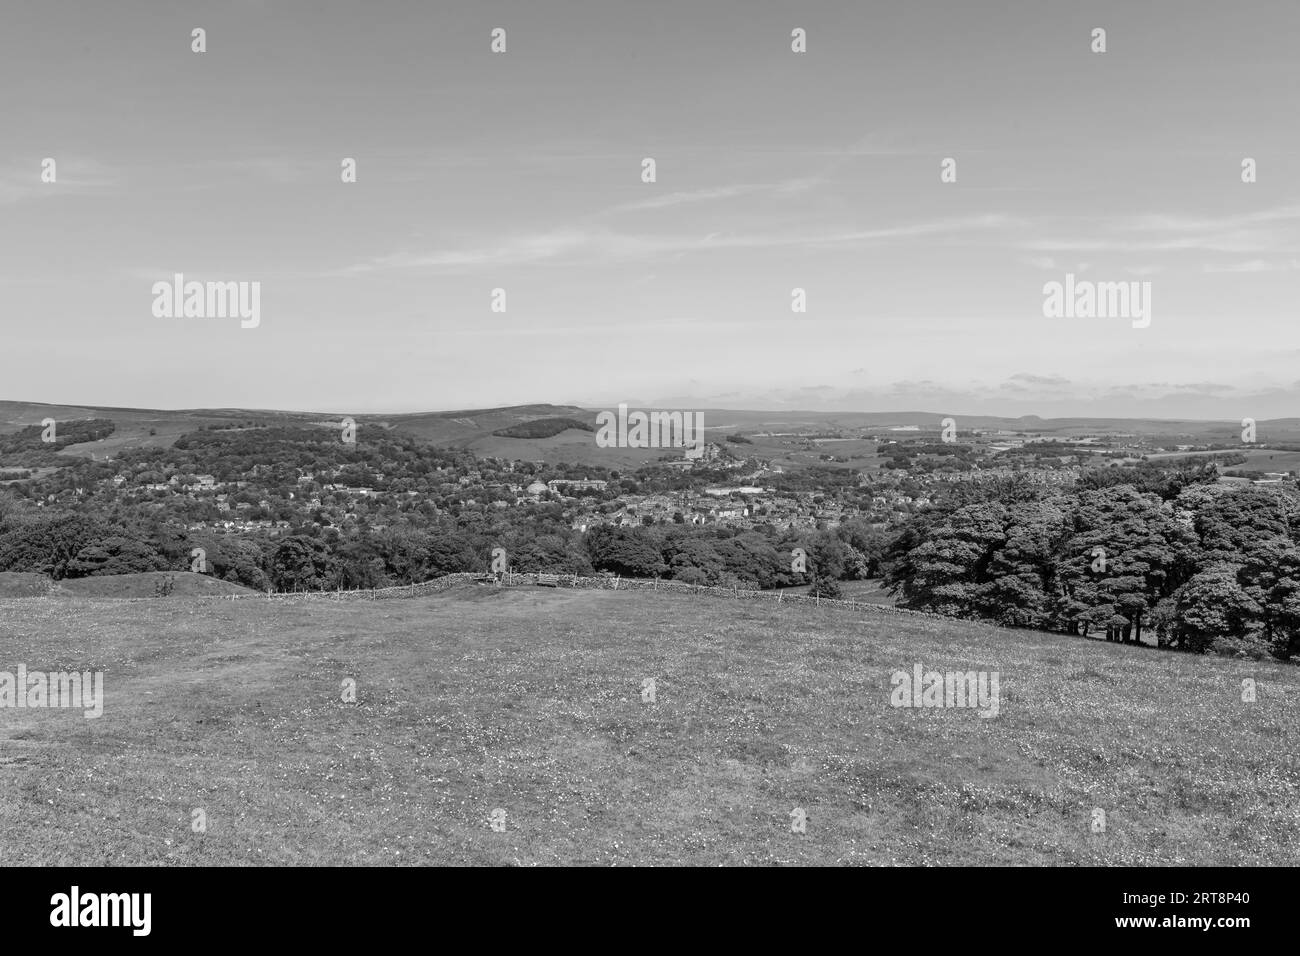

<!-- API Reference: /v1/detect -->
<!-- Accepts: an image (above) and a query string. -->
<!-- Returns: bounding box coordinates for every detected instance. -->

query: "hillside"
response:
[0,572,54,598]
[380,405,683,467]
[0,571,255,599]
[55,572,257,598]
[0,587,1294,865]
[7,400,1300,472]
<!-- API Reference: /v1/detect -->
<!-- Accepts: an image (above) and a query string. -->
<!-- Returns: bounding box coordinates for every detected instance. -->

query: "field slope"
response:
[0,587,1295,865]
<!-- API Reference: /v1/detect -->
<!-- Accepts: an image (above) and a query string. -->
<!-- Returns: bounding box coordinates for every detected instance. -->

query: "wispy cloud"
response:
[339,214,1021,274]
[1024,204,1300,255]
[1007,372,1070,387]
[1202,259,1300,273]
[605,177,821,214]
[0,158,116,204]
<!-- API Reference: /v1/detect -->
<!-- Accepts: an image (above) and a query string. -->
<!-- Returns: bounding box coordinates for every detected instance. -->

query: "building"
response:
[547,477,608,493]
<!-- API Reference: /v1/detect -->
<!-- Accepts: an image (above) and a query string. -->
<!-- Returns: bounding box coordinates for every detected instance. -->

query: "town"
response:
[1,415,1289,550]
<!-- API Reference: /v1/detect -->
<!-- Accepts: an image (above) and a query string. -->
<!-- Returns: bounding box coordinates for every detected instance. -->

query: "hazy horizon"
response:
[0,394,1289,426]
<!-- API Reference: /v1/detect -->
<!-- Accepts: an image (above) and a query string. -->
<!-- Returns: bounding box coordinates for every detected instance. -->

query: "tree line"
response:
[884,471,1299,660]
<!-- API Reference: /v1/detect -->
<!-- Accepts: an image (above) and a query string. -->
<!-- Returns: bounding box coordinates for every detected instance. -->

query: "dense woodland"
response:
[886,470,1300,659]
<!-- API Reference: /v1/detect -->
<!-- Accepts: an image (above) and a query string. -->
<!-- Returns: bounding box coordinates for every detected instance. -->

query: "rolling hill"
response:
[0,571,256,599]
[0,585,1293,865]
[5,398,1300,472]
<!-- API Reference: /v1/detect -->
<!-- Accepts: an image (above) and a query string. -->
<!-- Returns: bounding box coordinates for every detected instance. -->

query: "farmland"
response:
[0,585,1295,866]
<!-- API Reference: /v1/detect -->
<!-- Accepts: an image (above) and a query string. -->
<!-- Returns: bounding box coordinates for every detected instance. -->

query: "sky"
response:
[2,0,1299,419]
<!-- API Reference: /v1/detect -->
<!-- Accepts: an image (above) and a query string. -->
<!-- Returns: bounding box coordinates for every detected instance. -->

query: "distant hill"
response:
[0,401,332,462]
[375,403,594,444]
[5,399,1300,472]
[369,405,693,467]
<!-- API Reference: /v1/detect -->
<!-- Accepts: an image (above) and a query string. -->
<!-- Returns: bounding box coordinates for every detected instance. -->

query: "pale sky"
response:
[2,0,1299,418]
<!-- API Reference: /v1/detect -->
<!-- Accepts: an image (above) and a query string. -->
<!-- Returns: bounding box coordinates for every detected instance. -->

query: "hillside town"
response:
[5,419,1289,547]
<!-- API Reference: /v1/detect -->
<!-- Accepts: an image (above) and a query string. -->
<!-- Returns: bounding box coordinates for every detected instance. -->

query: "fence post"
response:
[779,591,783,604]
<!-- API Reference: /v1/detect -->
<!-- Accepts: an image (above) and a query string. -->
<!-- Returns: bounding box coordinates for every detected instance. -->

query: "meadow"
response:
[0,585,1295,865]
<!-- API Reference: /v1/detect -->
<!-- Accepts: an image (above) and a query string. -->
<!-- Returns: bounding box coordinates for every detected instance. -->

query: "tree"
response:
[673,566,710,586]
[1056,487,1196,643]
[65,536,166,577]
[269,535,339,591]
[836,520,890,577]
[888,502,1007,617]
[662,535,725,584]
[715,532,785,588]
[422,530,484,575]
[208,537,269,591]
[584,526,665,578]
[973,500,1070,628]
[1238,538,1300,659]
[808,575,843,599]
[0,513,114,579]
[1169,565,1263,654]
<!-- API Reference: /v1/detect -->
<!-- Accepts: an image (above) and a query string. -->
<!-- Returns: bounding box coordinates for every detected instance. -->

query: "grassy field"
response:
[1147,446,1300,473]
[0,585,1296,866]
[0,571,253,599]
[782,578,897,605]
